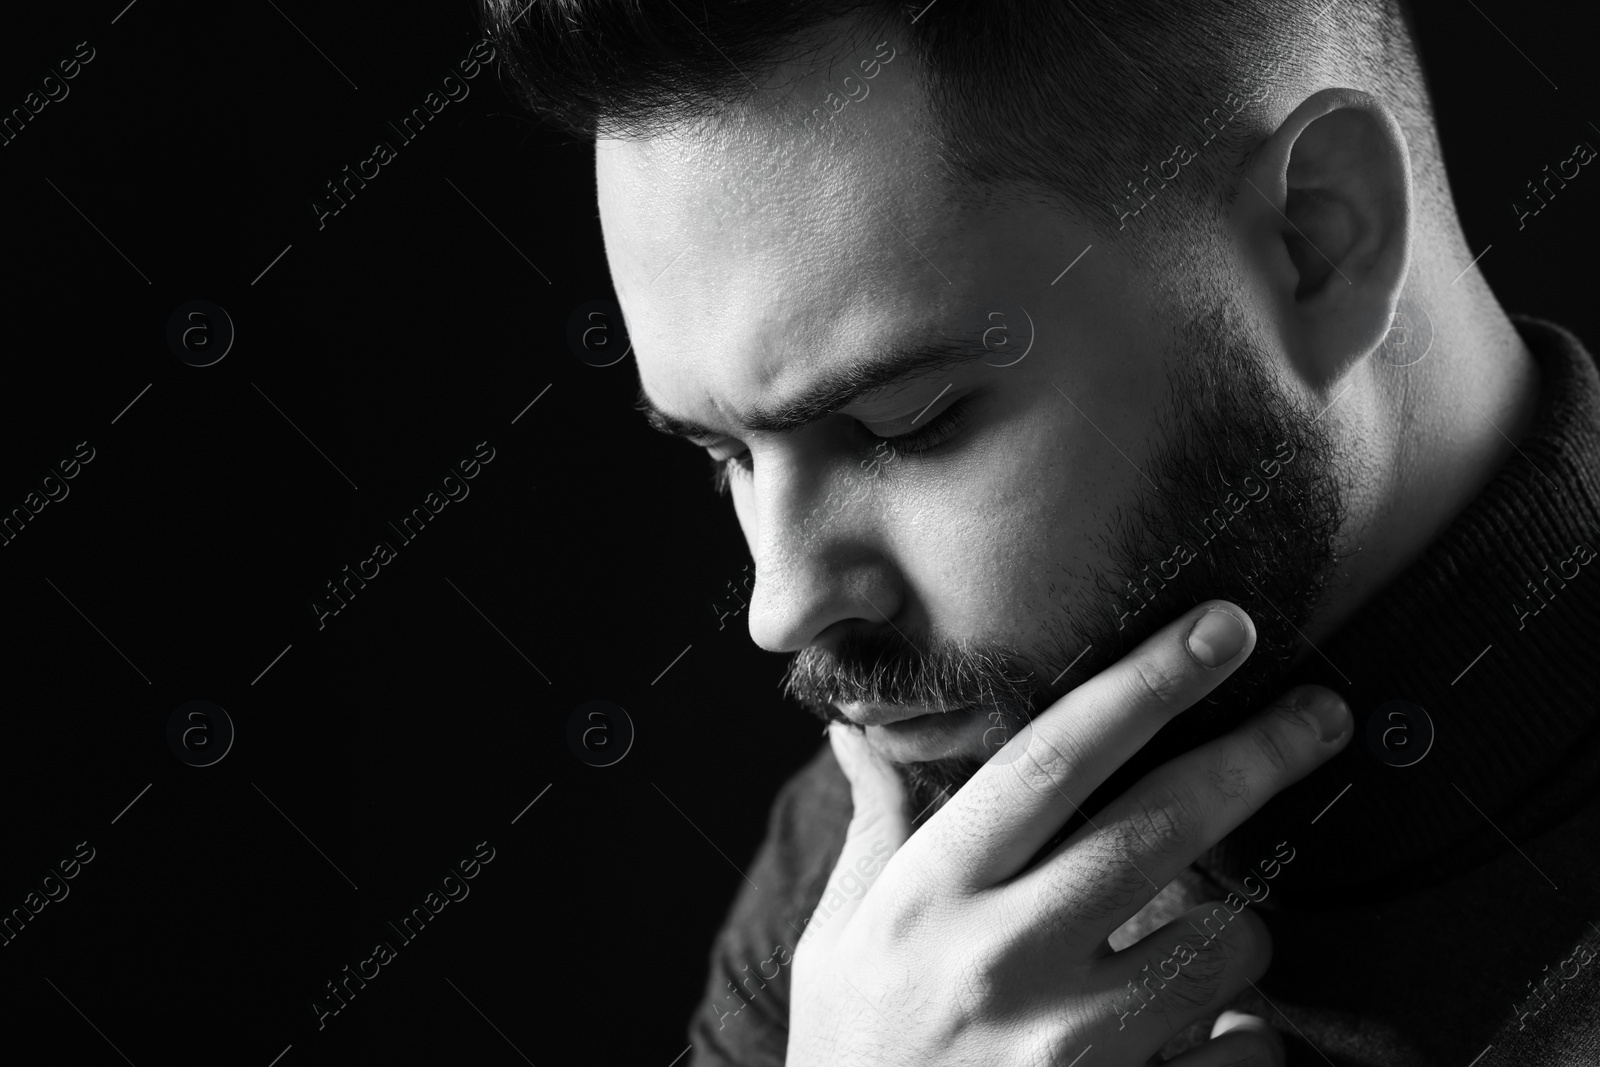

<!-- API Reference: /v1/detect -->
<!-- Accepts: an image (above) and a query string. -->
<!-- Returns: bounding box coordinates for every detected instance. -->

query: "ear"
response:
[1230,87,1412,391]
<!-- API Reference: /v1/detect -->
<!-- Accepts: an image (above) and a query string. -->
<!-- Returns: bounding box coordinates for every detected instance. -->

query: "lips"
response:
[850,704,991,763]
[836,701,970,727]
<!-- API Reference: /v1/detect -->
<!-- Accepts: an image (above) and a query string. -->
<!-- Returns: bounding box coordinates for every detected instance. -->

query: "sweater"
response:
[686,315,1600,1067]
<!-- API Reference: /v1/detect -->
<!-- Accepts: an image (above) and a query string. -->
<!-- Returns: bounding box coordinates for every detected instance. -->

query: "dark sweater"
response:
[687,316,1600,1067]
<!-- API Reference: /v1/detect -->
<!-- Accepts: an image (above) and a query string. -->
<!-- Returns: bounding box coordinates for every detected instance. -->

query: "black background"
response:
[0,2,1592,1064]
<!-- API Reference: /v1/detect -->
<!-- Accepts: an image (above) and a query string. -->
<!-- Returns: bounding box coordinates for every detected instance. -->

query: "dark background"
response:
[0,1,1591,1064]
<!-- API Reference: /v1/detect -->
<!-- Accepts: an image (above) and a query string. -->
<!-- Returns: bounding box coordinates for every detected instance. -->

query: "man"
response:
[482,0,1600,1063]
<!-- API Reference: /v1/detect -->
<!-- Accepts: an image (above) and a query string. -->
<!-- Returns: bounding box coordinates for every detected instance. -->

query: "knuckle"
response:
[1148,903,1270,1015]
[1039,854,1147,937]
[845,866,935,948]
[1245,717,1297,780]
[884,917,1014,1035]
[1128,656,1189,711]
[950,950,1001,1026]
[1205,761,1253,804]
[1127,785,1197,857]
[1202,908,1256,963]
[1012,730,1085,798]
[874,887,940,946]
[1164,943,1231,1012]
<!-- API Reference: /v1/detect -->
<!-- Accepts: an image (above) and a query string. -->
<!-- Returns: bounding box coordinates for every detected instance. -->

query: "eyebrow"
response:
[634,335,992,441]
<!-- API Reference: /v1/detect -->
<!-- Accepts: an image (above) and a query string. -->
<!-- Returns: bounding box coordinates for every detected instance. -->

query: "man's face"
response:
[597,42,1344,816]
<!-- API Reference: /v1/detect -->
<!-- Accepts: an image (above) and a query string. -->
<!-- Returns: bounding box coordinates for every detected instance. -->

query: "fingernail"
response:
[1212,1010,1271,1037]
[1187,609,1246,667]
[1301,690,1350,742]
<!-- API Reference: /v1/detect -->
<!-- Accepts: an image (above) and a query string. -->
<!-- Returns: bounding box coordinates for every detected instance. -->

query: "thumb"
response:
[799,724,913,952]
[830,721,913,845]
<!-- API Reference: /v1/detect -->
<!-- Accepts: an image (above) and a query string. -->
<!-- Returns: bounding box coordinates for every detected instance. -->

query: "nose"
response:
[742,452,906,654]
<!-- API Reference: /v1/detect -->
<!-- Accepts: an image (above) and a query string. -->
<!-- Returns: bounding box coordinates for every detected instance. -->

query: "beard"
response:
[780,293,1347,831]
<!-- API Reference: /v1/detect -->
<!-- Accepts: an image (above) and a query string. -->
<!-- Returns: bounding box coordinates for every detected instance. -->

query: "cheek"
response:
[888,434,1069,630]
[896,407,1145,639]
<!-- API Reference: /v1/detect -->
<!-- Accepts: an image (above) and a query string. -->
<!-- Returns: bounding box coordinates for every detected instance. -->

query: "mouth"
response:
[836,701,967,727]
[836,701,994,763]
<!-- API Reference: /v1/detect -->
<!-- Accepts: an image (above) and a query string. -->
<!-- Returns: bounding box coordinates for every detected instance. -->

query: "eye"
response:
[707,443,753,496]
[706,394,976,497]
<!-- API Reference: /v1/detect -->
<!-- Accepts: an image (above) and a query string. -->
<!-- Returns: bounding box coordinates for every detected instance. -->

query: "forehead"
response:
[594,43,1061,426]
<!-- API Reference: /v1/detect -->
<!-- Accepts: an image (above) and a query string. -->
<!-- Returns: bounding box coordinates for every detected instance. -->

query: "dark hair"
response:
[477,0,1436,257]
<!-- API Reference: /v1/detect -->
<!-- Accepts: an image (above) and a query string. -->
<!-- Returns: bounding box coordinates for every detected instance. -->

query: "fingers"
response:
[903,601,1257,892]
[797,723,912,954]
[1160,1012,1285,1067]
[1015,684,1350,941]
[828,720,911,846]
[1093,901,1271,1054]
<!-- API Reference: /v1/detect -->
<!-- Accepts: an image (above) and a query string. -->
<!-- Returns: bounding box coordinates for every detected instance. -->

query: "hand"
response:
[786,600,1350,1066]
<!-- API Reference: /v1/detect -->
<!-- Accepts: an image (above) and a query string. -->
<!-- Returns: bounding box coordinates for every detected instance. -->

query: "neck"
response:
[1302,231,1543,647]
[1205,309,1600,900]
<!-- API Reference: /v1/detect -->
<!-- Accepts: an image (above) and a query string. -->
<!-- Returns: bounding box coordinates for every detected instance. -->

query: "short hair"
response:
[478,0,1442,266]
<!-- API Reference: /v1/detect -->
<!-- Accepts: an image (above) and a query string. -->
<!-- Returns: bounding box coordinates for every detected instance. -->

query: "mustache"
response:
[764,296,1343,829]
[780,629,1047,726]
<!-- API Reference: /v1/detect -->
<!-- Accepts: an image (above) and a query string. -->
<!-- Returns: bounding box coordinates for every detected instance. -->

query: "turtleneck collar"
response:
[1201,315,1600,905]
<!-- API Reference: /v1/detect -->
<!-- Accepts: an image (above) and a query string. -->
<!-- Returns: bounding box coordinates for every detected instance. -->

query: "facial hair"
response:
[781,294,1347,829]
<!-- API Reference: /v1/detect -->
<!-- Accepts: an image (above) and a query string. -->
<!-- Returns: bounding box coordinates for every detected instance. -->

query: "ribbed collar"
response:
[1201,316,1600,905]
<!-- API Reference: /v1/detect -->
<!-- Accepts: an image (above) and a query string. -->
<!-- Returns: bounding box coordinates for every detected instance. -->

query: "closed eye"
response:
[707,393,976,496]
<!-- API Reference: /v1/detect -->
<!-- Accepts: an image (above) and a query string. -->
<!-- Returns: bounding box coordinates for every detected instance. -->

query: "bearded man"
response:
[481,1,1600,1062]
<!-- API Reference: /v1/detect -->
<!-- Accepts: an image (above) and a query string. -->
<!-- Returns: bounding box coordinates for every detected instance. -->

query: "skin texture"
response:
[594,21,1540,1064]
[788,601,1347,1065]
[597,37,1537,783]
